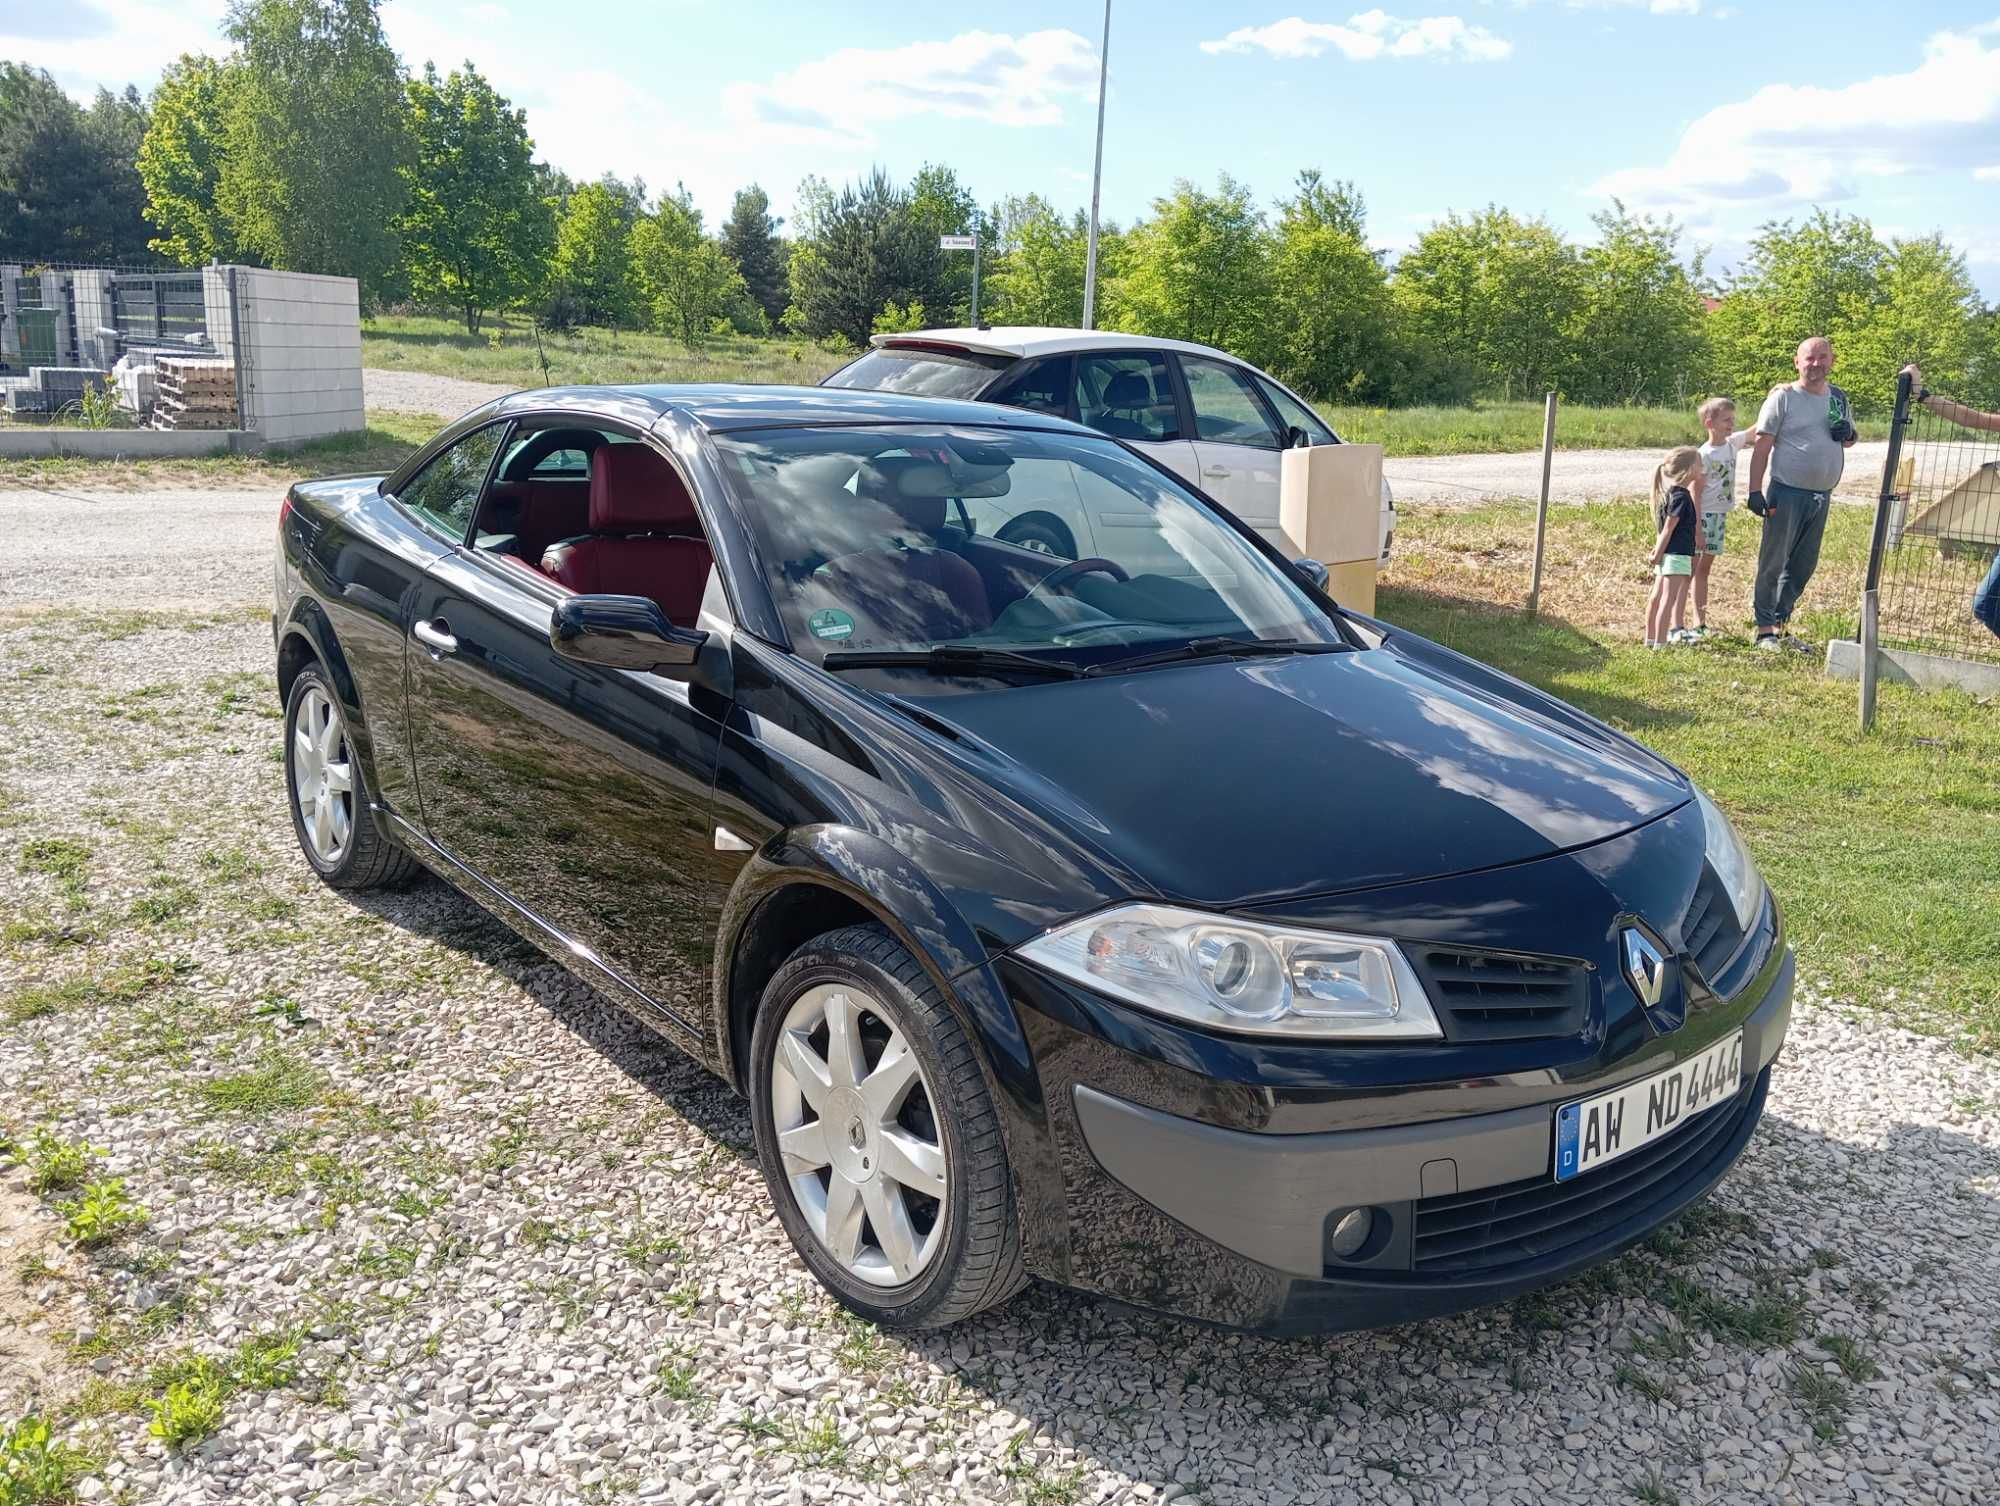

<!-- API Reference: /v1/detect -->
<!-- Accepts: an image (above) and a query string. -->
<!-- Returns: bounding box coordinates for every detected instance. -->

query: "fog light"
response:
[1327,1207,1374,1260]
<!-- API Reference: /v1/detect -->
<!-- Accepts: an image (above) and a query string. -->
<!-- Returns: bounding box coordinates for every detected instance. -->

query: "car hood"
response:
[898,641,1688,910]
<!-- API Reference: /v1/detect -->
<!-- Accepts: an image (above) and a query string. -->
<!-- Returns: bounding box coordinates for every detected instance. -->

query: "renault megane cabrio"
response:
[273,384,1791,1333]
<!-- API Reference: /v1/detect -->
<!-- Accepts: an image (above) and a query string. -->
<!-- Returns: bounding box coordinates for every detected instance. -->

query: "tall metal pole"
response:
[1081,0,1111,330]
[971,236,981,325]
[1859,367,1915,733]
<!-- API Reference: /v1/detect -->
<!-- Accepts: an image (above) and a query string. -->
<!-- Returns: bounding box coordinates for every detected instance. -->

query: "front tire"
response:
[749,923,1026,1328]
[283,663,419,890]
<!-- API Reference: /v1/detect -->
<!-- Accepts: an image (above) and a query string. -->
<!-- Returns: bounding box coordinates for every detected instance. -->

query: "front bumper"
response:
[1012,939,1793,1334]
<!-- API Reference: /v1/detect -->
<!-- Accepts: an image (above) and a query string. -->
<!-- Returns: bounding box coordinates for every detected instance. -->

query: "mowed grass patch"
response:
[0,411,441,493]
[1322,400,1888,457]
[363,313,846,390]
[1379,505,2000,1044]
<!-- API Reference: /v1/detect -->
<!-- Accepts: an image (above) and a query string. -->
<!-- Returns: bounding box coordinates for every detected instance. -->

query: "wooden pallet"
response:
[151,358,238,430]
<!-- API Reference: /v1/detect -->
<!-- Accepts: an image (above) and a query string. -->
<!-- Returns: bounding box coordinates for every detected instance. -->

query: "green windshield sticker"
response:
[807,608,856,641]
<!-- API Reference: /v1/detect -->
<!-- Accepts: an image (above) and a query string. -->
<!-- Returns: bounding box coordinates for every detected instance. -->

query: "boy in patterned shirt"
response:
[1692,396,1757,636]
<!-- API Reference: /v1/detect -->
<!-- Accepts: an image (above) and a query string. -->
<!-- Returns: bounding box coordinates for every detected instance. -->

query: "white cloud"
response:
[1201,12,1513,63]
[722,29,1099,146]
[1975,163,2000,181]
[1,0,226,99]
[1590,22,2000,211]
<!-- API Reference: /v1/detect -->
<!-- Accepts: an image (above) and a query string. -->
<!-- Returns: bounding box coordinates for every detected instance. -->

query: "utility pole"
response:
[1081,0,1111,330]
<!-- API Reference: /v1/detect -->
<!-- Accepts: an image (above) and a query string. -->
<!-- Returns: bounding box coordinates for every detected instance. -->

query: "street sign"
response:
[938,235,976,251]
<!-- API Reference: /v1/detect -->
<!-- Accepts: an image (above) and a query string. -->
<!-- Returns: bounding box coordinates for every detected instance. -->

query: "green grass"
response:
[1322,399,1888,456]
[0,1413,98,1505]
[0,410,440,493]
[363,312,844,390]
[1381,501,2000,1045]
[196,1051,321,1115]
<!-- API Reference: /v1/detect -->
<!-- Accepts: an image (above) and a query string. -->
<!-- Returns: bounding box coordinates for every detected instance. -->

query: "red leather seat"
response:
[542,445,712,624]
[485,479,590,567]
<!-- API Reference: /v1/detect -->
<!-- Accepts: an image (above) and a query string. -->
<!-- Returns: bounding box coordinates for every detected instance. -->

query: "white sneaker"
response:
[1667,628,1697,645]
[1755,633,1781,652]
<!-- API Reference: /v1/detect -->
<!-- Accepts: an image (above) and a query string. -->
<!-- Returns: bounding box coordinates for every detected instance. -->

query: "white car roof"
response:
[869,326,1239,363]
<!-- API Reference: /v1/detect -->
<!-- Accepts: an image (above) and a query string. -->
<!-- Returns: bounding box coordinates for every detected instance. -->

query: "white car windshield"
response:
[712,425,1345,670]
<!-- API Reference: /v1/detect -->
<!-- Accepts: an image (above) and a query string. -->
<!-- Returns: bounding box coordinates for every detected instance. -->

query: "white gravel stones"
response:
[0,521,1996,1506]
[363,366,517,419]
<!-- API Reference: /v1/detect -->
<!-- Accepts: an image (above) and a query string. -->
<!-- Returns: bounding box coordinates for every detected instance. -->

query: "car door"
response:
[344,420,510,814]
[402,427,731,1043]
[1071,350,1201,488]
[1176,354,1288,546]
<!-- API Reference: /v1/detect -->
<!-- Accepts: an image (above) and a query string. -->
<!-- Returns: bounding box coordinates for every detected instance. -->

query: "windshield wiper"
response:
[820,645,1087,679]
[1082,636,1349,677]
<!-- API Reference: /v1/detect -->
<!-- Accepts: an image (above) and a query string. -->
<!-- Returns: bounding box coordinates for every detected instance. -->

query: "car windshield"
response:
[712,425,1345,671]
[822,347,1011,398]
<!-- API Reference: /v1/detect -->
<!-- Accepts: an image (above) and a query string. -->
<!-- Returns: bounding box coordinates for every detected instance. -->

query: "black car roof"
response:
[489,383,1092,436]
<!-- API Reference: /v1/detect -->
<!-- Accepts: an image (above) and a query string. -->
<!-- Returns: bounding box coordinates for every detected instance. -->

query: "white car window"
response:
[1182,358,1282,450]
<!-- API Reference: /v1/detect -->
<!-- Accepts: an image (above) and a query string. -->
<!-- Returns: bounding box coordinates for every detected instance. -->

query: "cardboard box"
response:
[1327,559,1377,616]
[1280,443,1383,564]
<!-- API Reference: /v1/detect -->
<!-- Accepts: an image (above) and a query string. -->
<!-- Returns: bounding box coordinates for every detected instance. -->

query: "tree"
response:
[629,189,746,348]
[983,195,1088,327]
[1393,208,1580,400]
[1265,171,1393,400]
[722,184,787,326]
[1105,175,1269,355]
[1705,209,1887,408]
[547,180,636,327]
[1829,234,1982,413]
[908,162,978,321]
[397,61,552,333]
[785,169,943,347]
[0,63,151,261]
[1568,201,1706,405]
[138,55,243,265]
[218,0,411,296]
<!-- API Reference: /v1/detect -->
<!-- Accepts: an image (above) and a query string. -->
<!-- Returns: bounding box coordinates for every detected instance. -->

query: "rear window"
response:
[823,346,1012,398]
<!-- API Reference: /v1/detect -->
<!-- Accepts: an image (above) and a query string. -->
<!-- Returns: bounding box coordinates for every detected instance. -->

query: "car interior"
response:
[740,438,1257,655]
[470,423,716,629]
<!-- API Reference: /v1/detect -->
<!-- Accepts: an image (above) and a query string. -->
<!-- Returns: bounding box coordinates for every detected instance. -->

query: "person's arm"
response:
[1904,365,2000,433]
[1651,514,1673,566]
[1747,432,1776,496]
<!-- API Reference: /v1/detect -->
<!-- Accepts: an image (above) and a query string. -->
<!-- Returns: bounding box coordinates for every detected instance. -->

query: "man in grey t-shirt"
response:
[1744,336,1858,649]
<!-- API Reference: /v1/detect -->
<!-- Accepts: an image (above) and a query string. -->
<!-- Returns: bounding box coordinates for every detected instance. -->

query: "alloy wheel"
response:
[292,684,354,867]
[768,982,949,1286]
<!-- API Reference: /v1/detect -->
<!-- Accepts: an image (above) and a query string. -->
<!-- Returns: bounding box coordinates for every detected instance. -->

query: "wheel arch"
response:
[275,601,389,805]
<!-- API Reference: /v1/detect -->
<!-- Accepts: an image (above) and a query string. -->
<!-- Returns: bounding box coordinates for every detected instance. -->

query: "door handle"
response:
[412,619,457,654]
[1204,465,1232,478]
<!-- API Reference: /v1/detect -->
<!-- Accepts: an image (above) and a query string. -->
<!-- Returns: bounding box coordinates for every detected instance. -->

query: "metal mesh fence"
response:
[0,259,233,428]
[1869,374,2000,667]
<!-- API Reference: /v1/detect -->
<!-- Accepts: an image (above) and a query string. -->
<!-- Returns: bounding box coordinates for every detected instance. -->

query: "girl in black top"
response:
[1647,446,1704,649]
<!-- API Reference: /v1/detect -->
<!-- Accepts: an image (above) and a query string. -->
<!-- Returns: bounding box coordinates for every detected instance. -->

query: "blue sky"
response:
[14,1,2000,293]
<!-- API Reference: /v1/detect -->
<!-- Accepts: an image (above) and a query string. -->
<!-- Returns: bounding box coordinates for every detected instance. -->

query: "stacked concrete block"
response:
[228,267,364,443]
[0,263,19,364]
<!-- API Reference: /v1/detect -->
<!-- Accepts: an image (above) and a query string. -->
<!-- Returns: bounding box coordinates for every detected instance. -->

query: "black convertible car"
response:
[274,384,1792,1333]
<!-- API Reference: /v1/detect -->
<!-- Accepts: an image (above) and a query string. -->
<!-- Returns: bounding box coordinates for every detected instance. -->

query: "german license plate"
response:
[1554,1032,1743,1183]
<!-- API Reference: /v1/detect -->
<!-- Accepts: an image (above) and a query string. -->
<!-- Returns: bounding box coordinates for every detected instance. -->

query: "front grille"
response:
[1680,866,1746,984]
[1408,947,1591,1043]
[1411,1070,1765,1276]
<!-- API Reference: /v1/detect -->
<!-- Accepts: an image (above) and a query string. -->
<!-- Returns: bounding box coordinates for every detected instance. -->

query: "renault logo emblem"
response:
[1622,929,1667,1007]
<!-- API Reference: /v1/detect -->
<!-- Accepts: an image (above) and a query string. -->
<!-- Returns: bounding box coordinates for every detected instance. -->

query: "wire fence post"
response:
[1527,391,1556,614]
[1859,368,1915,732]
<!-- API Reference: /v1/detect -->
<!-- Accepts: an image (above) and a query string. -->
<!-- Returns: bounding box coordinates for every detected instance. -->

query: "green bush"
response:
[0,1413,95,1505]
[57,1179,147,1249]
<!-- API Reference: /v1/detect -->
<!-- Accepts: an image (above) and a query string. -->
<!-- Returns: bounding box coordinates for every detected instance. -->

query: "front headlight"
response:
[1015,903,1442,1040]
[1694,787,1763,929]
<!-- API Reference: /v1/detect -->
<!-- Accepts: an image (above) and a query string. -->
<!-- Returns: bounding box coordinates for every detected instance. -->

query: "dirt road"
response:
[1384,442,1890,507]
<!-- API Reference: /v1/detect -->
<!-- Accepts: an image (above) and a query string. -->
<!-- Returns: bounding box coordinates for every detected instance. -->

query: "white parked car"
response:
[824,327,1394,566]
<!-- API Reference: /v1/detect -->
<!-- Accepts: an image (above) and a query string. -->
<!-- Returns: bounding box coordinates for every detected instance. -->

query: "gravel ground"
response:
[1,507,1997,1506]
[1,487,276,611]
[1382,443,1890,508]
[365,367,518,419]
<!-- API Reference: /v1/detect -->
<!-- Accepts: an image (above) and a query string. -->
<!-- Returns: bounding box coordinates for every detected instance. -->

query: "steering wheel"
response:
[1024,556,1129,604]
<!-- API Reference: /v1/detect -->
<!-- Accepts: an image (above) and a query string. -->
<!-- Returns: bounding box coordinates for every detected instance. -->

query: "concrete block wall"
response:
[228,267,364,443]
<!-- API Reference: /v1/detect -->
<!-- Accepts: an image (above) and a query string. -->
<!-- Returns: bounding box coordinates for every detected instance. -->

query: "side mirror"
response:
[1285,424,1313,450]
[551,594,705,673]
[1293,557,1330,592]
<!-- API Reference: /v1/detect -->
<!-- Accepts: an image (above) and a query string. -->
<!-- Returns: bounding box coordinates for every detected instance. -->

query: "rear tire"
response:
[283,662,419,890]
[749,923,1027,1329]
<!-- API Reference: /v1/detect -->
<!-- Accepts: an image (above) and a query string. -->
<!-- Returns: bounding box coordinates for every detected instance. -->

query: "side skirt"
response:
[377,805,719,1070]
